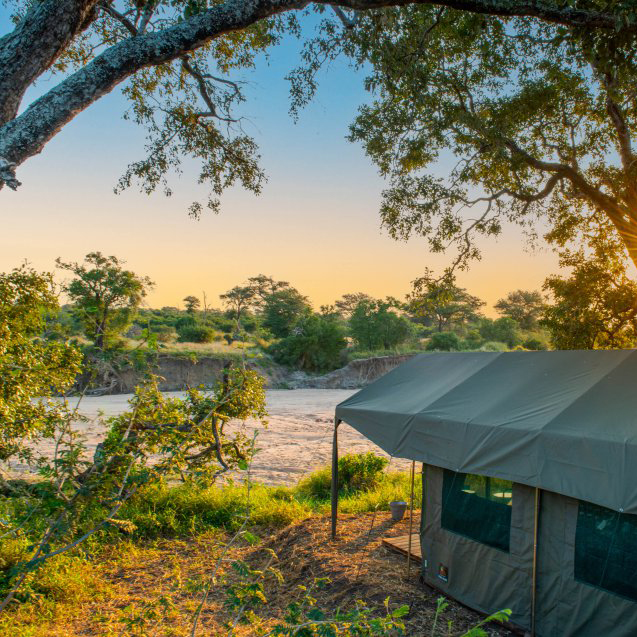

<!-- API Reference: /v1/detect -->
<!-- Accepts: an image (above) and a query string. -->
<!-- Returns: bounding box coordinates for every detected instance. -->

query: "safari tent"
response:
[332,350,637,637]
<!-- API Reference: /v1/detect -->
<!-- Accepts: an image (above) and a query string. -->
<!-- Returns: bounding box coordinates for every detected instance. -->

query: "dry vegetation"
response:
[1,513,515,636]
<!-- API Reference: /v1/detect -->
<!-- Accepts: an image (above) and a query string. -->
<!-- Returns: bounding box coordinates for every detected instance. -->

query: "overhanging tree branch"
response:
[0,0,634,191]
[0,0,99,127]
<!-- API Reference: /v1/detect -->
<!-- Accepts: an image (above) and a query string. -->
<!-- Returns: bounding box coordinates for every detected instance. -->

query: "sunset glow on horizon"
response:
[0,7,559,315]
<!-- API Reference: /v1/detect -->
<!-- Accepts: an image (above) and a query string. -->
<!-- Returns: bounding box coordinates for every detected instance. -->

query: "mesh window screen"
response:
[574,501,637,601]
[441,469,513,552]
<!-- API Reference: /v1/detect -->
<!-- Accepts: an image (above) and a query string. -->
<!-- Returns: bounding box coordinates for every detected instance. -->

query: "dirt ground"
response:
[49,513,516,637]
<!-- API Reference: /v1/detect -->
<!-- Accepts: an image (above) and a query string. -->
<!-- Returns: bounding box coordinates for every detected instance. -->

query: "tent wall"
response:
[535,491,637,637]
[421,466,535,630]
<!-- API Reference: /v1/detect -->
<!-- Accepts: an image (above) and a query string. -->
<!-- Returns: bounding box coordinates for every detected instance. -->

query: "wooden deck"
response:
[381,534,422,563]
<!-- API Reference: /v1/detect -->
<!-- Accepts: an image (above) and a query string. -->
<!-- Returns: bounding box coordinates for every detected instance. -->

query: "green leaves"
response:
[0,265,82,463]
[314,3,637,269]
[542,229,637,349]
[56,252,153,350]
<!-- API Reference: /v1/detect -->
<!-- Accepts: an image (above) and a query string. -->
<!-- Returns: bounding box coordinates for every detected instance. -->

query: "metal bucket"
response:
[389,500,408,521]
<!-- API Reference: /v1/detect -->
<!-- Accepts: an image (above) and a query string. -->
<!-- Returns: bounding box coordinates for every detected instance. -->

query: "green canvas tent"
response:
[332,350,637,636]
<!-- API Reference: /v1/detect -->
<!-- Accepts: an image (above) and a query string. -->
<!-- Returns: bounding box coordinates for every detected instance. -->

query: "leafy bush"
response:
[297,452,389,499]
[462,329,483,349]
[349,299,414,350]
[426,331,461,351]
[175,315,196,331]
[269,314,346,372]
[339,452,389,492]
[152,325,177,342]
[177,324,216,343]
[523,337,548,350]
[478,317,522,348]
[479,340,509,351]
[346,344,424,361]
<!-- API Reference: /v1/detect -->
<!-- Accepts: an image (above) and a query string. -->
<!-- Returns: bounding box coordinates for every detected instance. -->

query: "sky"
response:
[0,8,559,314]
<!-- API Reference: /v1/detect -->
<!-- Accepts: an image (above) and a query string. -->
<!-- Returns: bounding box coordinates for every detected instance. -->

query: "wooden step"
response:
[381,533,422,563]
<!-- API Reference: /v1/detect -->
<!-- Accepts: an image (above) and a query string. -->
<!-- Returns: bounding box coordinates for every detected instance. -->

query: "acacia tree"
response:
[407,270,484,332]
[220,284,255,332]
[247,274,290,311]
[57,252,154,349]
[334,292,374,317]
[3,1,637,267]
[495,290,545,330]
[183,294,201,314]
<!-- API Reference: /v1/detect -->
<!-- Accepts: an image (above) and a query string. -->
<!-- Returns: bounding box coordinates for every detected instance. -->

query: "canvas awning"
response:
[335,350,637,514]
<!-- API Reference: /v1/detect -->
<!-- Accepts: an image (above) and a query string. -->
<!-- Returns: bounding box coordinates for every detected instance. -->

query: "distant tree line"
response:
[30,242,637,376]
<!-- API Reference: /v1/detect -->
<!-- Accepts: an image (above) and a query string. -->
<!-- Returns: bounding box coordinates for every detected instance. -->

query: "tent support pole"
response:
[406,460,416,578]
[330,417,341,540]
[531,487,541,637]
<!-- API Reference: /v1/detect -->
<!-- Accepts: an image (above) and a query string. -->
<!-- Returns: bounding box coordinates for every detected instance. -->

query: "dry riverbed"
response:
[10,389,411,484]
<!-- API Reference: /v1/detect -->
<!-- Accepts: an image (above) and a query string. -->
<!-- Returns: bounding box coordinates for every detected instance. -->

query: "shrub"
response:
[339,452,389,492]
[175,315,196,331]
[269,314,346,372]
[177,324,215,343]
[349,299,414,350]
[479,340,509,351]
[523,337,548,350]
[462,329,483,349]
[426,331,461,351]
[478,317,522,348]
[297,452,389,499]
[152,325,177,342]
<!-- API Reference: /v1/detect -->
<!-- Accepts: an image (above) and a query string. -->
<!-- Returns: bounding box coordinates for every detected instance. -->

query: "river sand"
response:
[11,390,411,485]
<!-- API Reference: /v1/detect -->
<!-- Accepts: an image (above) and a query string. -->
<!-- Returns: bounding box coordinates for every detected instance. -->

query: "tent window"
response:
[574,501,637,602]
[441,469,512,552]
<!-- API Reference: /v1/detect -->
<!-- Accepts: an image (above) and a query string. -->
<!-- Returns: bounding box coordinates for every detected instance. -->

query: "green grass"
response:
[0,462,421,634]
[118,467,422,539]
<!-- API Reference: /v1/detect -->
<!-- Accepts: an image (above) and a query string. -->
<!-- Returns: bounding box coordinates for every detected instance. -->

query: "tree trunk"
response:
[616,223,637,274]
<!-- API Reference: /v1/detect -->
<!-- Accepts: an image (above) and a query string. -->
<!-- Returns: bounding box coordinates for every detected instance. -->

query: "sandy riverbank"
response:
[9,390,411,485]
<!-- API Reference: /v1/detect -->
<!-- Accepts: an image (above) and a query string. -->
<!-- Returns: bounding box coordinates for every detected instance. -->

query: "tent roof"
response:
[335,350,637,514]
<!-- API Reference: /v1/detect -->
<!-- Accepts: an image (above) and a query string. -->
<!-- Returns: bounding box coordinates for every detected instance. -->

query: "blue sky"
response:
[0,7,558,311]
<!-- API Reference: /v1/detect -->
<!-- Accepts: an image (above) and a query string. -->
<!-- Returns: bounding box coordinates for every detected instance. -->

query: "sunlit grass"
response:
[0,463,421,634]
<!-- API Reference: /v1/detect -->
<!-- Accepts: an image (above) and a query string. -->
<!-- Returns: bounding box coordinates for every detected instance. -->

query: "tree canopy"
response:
[407,269,484,332]
[349,297,413,349]
[495,290,545,330]
[4,0,637,271]
[57,252,153,349]
[183,295,201,313]
[262,287,311,338]
[341,4,637,270]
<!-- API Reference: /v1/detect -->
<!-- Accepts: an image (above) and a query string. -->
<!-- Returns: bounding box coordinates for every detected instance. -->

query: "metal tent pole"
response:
[406,460,416,577]
[531,487,541,637]
[330,417,341,540]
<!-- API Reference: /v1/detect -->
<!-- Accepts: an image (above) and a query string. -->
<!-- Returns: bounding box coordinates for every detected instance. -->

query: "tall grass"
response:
[118,465,422,539]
